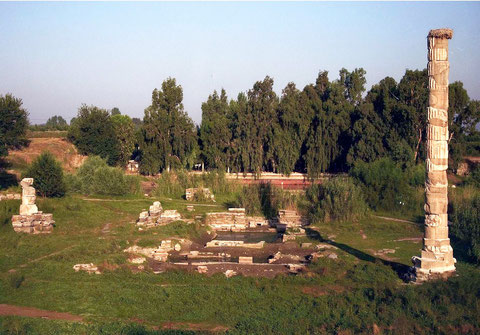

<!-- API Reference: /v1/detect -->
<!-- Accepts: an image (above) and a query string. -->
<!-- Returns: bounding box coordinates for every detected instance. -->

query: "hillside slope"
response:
[6,137,87,174]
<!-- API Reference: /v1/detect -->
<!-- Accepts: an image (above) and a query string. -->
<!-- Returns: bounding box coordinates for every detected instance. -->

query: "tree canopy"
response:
[0,94,29,158]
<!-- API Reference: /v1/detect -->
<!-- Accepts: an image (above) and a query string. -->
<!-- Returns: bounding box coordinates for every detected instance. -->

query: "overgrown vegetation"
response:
[450,187,480,263]
[23,151,66,197]
[233,183,298,218]
[350,158,424,215]
[66,156,140,196]
[154,170,238,199]
[305,177,367,224]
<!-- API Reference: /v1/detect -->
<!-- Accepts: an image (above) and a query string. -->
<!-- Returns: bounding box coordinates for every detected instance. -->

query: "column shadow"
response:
[305,227,415,282]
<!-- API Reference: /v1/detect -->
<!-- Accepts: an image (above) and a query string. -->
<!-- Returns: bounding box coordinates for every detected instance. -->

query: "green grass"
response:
[0,194,479,334]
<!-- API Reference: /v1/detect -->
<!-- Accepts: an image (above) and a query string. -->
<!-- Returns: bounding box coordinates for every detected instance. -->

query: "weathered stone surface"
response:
[224,269,237,278]
[19,178,38,215]
[185,188,215,201]
[136,201,182,229]
[413,28,456,280]
[238,256,253,264]
[206,208,247,231]
[11,179,54,234]
[123,240,174,263]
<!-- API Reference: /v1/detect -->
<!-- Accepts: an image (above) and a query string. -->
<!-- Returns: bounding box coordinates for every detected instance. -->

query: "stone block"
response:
[238,256,253,264]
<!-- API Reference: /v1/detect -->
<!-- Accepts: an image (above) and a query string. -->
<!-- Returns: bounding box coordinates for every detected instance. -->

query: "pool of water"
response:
[215,232,281,244]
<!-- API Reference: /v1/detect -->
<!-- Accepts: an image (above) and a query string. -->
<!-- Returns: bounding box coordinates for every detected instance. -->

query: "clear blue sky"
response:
[1,2,479,124]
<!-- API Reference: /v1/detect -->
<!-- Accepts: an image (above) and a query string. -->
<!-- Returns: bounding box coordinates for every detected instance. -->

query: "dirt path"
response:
[0,304,83,322]
[373,215,419,225]
[8,245,75,272]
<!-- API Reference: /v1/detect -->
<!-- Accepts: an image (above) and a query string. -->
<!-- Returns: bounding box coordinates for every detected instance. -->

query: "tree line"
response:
[2,67,479,176]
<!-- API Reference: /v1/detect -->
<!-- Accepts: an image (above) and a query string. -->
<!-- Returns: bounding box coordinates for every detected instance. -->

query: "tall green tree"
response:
[246,76,279,173]
[139,78,197,175]
[199,89,231,170]
[45,115,68,130]
[273,83,312,175]
[0,94,29,158]
[111,114,135,166]
[67,105,119,166]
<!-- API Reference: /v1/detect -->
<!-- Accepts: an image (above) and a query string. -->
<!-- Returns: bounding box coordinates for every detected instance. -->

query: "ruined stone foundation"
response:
[11,178,54,234]
[412,28,455,280]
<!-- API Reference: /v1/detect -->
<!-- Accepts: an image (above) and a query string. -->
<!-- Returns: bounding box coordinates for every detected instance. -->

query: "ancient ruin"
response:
[11,178,54,234]
[412,28,456,280]
[136,201,181,229]
[185,187,215,201]
[205,208,247,231]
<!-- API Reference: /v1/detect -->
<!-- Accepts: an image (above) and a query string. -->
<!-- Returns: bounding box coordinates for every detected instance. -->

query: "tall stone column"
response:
[412,28,455,280]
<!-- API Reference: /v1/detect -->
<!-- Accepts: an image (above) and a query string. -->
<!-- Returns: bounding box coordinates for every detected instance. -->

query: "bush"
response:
[450,190,480,263]
[305,177,367,224]
[465,165,480,187]
[23,152,66,197]
[66,156,139,196]
[350,158,419,213]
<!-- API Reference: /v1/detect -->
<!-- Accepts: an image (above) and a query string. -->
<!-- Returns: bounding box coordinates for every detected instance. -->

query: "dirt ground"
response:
[150,233,317,278]
[7,137,86,173]
[0,304,83,322]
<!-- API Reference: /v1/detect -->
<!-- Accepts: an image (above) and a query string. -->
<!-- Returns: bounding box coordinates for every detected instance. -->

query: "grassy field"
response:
[1,194,479,334]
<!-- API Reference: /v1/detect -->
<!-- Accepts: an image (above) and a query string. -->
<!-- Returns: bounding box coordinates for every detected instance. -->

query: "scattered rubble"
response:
[136,201,182,229]
[224,269,237,278]
[374,249,396,256]
[197,265,208,274]
[128,257,146,264]
[124,240,174,262]
[286,264,305,274]
[73,263,100,274]
[186,205,195,212]
[185,188,215,202]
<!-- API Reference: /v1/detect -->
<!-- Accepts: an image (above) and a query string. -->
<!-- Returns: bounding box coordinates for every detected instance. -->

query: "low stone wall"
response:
[277,209,306,228]
[0,193,21,201]
[124,240,177,262]
[206,208,247,231]
[205,240,265,249]
[11,212,54,234]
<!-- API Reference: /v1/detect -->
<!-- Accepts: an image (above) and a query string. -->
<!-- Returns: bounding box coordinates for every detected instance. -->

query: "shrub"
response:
[465,165,480,187]
[67,156,139,196]
[305,177,367,224]
[23,152,66,197]
[350,158,418,213]
[450,191,480,263]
